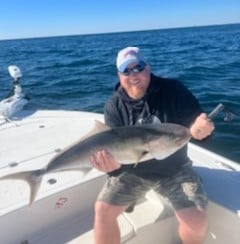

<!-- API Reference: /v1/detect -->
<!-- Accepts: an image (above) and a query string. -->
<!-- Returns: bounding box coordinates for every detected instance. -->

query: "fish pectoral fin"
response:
[147,141,165,160]
[133,150,149,167]
[138,152,152,162]
[138,150,150,161]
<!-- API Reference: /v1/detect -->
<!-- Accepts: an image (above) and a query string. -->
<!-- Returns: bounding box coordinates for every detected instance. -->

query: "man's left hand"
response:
[190,113,215,140]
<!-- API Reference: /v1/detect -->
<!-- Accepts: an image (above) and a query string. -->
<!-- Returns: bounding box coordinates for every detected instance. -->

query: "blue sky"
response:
[0,0,239,40]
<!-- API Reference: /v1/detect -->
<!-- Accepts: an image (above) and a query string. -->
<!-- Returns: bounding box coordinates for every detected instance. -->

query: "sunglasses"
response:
[120,62,146,76]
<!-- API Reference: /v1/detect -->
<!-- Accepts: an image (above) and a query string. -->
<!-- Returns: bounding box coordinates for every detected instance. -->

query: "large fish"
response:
[0,120,190,206]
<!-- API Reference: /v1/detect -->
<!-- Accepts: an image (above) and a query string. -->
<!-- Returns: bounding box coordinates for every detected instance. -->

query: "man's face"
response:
[118,62,151,100]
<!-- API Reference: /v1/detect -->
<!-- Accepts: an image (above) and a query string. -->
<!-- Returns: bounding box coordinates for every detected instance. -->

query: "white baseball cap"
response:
[116,47,146,73]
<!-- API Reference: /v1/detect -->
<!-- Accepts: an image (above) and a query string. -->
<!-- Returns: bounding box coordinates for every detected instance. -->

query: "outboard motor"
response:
[0,65,29,120]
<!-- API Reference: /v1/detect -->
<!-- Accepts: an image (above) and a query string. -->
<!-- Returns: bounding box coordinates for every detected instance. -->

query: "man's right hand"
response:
[90,150,121,173]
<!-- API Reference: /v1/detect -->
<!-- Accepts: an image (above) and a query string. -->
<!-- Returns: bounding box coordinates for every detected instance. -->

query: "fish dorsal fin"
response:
[79,120,111,141]
[93,120,111,133]
[49,120,112,162]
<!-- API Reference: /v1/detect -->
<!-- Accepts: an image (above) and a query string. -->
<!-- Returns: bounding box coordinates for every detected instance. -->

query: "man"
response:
[90,47,214,244]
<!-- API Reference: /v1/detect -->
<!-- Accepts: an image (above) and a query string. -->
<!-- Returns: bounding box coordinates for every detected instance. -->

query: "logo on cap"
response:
[124,50,137,57]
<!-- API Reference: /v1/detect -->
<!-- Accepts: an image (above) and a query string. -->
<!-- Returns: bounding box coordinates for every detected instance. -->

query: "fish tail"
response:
[1,169,44,207]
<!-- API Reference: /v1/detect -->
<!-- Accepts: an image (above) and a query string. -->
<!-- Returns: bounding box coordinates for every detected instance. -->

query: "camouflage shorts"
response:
[97,164,208,210]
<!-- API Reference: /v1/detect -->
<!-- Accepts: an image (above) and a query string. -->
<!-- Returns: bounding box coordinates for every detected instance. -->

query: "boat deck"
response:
[0,110,239,243]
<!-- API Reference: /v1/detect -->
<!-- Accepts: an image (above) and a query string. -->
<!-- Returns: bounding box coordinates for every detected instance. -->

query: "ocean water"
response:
[0,24,239,162]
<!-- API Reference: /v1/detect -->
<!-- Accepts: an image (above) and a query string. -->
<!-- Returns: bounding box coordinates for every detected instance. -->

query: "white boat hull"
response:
[0,110,239,243]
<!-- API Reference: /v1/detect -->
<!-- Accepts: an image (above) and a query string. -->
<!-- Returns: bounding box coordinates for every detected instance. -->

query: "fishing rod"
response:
[208,103,240,121]
[197,103,240,145]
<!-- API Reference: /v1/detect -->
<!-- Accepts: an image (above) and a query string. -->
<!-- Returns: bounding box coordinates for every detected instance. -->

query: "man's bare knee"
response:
[176,207,208,243]
[95,201,127,220]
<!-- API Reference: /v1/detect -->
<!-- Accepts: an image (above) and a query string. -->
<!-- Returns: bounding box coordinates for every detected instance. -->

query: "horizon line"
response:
[1,22,239,42]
